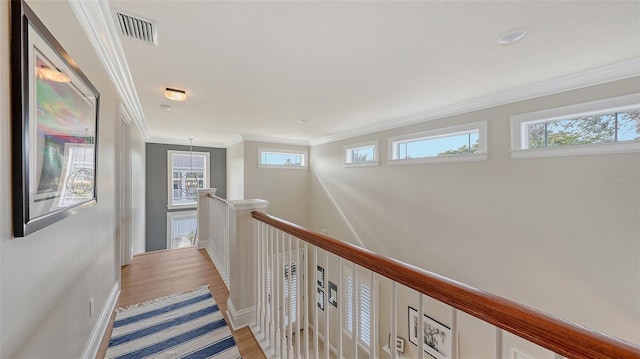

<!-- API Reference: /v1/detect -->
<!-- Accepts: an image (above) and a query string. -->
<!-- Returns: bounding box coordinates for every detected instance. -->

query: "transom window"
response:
[389,121,488,164]
[396,131,479,159]
[523,110,639,149]
[167,150,210,208]
[259,148,307,168]
[344,140,378,166]
[511,93,640,159]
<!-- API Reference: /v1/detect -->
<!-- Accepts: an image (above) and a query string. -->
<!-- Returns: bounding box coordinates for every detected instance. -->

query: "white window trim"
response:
[342,266,378,354]
[344,140,379,167]
[388,120,488,165]
[258,147,308,169]
[166,210,197,249]
[510,93,640,159]
[167,150,210,210]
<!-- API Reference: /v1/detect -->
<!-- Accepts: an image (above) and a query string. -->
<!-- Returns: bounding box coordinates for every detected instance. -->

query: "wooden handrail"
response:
[252,211,639,359]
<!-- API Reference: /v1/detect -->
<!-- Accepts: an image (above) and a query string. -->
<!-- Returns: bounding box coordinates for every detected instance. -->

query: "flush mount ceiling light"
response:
[165,87,187,101]
[497,27,529,46]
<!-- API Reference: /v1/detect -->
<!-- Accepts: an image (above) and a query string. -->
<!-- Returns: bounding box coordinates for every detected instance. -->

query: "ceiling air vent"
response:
[113,10,158,45]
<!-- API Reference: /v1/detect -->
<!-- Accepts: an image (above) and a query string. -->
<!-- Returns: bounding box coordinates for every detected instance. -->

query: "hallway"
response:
[97,247,265,359]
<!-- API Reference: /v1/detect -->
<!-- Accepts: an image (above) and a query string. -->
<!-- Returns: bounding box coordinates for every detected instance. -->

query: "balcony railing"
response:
[199,191,639,359]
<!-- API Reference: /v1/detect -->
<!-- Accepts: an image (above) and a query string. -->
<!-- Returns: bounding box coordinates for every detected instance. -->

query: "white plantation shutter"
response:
[359,282,371,345]
[266,266,272,318]
[284,263,297,326]
[345,274,372,347]
[268,255,299,330]
[346,277,354,332]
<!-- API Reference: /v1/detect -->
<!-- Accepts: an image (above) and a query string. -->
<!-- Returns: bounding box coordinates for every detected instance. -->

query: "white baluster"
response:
[391,282,397,359]
[314,246,319,359]
[370,271,375,359]
[450,308,458,359]
[288,234,294,359]
[255,221,262,333]
[304,242,309,358]
[276,230,282,356]
[352,263,358,359]
[324,252,330,359]
[418,294,425,359]
[281,232,287,357]
[494,327,503,359]
[269,227,275,349]
[338,258,343,359]
[296,237,301,359]
[262,222,267,334]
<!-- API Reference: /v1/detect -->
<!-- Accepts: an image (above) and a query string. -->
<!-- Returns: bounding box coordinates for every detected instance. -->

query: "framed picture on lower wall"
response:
[408,306,452,359]
[317,288,324,311]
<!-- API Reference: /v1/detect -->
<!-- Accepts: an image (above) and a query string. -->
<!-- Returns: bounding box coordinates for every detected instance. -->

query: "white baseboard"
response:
[204,247,229,290]
[197,238,210,249]
[81,281,120,359]
[316,331,342,359]
[226,298,255,331]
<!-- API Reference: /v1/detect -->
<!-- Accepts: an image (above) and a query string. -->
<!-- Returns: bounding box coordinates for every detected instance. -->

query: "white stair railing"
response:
[249,211,640,359]
[197,189,231,288]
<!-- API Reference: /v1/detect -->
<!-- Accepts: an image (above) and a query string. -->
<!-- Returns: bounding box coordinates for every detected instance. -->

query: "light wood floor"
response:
[96,247,266,359]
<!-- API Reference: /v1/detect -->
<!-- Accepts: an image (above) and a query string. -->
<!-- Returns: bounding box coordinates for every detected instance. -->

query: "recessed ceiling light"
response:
[160,104,171,111]
[497,27,528,46]
[165,87,187,101]
[298,119,307,124]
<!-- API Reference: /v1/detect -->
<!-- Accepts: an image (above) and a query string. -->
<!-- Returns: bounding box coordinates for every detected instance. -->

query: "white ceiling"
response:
[109,0,640,146]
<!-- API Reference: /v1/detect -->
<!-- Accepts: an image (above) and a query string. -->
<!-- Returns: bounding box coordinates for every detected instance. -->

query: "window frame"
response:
[167,150,210,210]
[510,93,640,159]
[258,147,308,169]
[343,267,378,354]
[344,140,379,167]
[166,210,197,249]
[388,121,488,165]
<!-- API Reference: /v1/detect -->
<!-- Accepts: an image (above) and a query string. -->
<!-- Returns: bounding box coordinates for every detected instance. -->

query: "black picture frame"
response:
[317,265,325,288]
[328,281,338,308]
[408,306,452,359]
[408,306,419,346]
[11,0,99,237]
[317,288,324,311]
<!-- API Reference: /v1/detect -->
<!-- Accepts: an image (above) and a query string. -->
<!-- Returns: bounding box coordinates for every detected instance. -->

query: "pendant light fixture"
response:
[65,128,93,195]
[180,138,199,196]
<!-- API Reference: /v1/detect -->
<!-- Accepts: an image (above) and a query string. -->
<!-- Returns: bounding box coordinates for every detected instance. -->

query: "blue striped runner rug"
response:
[106,286,241,359]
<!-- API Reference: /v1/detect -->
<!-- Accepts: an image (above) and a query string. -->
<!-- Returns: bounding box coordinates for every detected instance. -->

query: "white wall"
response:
[0,1,120,357]
[244,141,310,227]
[226,140,245,200]
[309,77,640,355]
[131,124,146,255]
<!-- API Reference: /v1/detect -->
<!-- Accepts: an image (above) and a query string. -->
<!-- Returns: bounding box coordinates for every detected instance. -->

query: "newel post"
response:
[196,188,217,249]
[226,199,269,330]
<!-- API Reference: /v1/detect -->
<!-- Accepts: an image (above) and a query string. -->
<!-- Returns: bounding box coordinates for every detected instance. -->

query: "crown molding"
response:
[309,58,640,146]
[225,134,310,148]
[68,0,149,139]
[147,137,226,149]
[225,135,245,148]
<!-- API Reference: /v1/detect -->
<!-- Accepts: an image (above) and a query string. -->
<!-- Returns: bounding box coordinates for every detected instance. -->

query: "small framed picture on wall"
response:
[317,266,325,288]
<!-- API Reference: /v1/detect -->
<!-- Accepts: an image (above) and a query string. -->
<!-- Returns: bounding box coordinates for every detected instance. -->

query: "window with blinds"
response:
[345,273,375,349]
